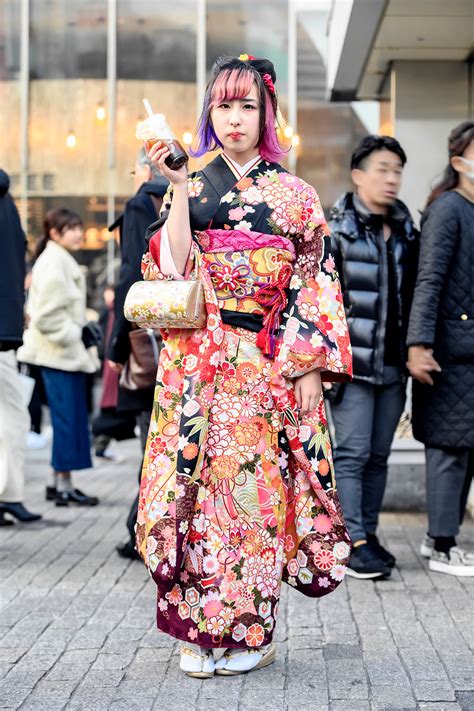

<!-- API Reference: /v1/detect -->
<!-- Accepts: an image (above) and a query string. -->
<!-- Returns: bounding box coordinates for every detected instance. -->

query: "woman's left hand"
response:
[294,369,322,414]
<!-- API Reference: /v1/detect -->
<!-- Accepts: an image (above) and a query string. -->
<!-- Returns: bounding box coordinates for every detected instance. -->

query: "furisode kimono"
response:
[136,153,353,649]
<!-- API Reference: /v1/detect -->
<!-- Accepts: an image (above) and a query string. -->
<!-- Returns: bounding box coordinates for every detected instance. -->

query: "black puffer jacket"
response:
[407,190,474,448]
[328,192,419,384]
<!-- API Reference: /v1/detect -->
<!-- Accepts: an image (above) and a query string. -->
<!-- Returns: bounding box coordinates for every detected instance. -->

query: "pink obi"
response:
[196,228,295,258]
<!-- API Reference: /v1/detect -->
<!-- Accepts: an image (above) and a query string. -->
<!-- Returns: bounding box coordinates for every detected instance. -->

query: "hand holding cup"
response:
[136,108,188,186]
[146,140,188,186]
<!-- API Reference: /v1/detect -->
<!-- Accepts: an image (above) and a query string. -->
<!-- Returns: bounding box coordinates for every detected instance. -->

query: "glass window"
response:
[28,77,109,198]
[0,0,21,80]
[295,6,369,209]
[117,0,197,81]
[206,0,288,111]
[30,0,107,79]
[0,1,21,176]
[116,2,198,196]
[0,80,21,176]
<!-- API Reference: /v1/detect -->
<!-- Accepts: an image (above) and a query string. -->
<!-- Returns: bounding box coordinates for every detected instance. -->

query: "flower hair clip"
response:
[262,73,275,94]
[239,53,256,62]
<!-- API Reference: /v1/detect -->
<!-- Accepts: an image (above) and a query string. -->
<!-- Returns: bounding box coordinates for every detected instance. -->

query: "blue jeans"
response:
[331,368,406,543]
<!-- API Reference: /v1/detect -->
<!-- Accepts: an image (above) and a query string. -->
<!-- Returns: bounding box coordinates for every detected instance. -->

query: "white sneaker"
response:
[26,431,48,450]
[429,547,474,577]
[180,646,215,678]
[420,534,434,558]
[95,449,125,464]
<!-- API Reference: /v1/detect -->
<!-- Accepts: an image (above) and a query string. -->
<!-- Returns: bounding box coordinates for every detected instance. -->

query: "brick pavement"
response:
[0,438,473,711]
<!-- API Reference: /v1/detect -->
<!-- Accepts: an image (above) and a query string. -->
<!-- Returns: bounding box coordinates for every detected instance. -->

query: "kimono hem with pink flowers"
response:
[136,154,352,649]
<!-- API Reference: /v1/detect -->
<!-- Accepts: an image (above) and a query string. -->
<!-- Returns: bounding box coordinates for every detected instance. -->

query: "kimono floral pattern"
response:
[137,156,352,648]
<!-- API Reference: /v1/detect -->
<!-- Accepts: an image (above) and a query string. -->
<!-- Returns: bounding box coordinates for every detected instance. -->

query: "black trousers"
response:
[126,410,151,543]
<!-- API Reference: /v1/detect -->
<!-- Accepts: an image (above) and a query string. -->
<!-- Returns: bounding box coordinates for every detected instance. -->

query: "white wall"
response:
[392,61,471,224]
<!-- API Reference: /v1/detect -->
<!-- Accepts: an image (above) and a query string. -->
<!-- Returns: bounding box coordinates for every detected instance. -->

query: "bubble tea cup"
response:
[136,113,188,171]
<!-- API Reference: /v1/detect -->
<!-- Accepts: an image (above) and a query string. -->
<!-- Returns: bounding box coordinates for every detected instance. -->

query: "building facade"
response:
[0,0,373,292]
[327,0,473,220]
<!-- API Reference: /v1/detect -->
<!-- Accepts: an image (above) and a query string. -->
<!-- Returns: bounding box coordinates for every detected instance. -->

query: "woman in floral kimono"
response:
[137,55,352,677]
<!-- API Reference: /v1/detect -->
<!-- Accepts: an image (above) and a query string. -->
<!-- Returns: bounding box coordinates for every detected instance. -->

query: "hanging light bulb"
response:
[66,130,77,149]
[291,133,300,147]
[96,103,106,121]
[283,125,294,139]
[182,131,193,146]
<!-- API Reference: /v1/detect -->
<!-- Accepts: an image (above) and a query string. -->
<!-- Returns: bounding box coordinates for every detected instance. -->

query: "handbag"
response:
[119,328,162,391]
[123,255,206,330]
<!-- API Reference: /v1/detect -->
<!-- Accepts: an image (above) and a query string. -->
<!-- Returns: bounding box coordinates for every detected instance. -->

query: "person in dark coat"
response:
[407,121,474,577]
[92,285,136,460]
[328,135,419,580]
[107,149,168,559]
[0,169,41,525]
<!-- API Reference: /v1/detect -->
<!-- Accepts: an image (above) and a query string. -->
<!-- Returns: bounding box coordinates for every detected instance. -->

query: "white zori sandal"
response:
[180,645,215,678]
[215,643,276,675]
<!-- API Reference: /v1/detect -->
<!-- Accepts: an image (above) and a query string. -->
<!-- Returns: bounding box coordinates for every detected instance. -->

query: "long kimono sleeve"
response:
[141,184,194,281]
[275,189,352,382]
[140,184,172,281]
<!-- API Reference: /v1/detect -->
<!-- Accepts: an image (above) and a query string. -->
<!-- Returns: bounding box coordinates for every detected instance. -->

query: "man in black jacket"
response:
[0,169,41,525]
[108,150,168,559]
[328,136,419,579]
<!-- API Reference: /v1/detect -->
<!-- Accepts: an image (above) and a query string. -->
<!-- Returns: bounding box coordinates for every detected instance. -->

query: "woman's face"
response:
[451,139,474,181]
[210,81,261,158]
[51,224,84,252]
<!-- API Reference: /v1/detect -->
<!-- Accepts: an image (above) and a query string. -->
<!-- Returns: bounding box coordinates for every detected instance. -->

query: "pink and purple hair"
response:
[191,56,287,164]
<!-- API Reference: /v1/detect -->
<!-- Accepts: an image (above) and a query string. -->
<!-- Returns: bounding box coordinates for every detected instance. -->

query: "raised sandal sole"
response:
[215,644,276,676]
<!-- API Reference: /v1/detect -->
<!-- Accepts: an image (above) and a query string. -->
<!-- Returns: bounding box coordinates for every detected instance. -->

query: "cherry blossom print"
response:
[330,564,347,582]
[245,623,265,647]
[187,176,204,198]
[240,186,264,205]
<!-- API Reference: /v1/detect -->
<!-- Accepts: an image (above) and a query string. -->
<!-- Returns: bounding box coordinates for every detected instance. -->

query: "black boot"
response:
[0,502,42,523]
[0,512,14,526]
[116,541,140,560]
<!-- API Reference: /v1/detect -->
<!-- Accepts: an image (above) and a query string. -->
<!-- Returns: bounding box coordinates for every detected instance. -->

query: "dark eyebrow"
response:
[377,160,402,168]
[240,97,258,103]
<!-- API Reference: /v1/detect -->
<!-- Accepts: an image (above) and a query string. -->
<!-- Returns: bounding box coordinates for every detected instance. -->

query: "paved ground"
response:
[1,437,474,711]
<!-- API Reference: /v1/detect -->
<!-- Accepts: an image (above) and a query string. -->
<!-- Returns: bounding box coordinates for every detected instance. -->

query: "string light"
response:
[283,125,294,139]
[66,130,77,149]
[291,133,300,147]
[182,131,193,146]
[96,103,106,121]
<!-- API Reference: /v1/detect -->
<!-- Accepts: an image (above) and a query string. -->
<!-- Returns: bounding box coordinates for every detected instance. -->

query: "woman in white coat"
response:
[18,208,99,506]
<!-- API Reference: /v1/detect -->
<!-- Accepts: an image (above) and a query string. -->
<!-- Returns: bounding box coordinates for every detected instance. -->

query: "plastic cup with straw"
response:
[136,98,188,171]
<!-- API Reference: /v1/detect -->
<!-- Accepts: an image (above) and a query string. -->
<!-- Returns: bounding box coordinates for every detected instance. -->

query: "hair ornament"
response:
[238,53,255,62]
[262,73,275,94]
